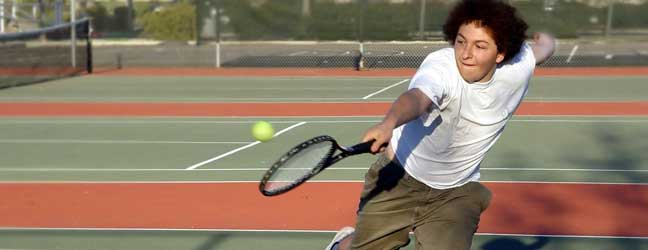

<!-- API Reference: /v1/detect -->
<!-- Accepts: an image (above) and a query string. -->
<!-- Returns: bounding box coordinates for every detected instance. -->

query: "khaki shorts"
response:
[351,154,492,250]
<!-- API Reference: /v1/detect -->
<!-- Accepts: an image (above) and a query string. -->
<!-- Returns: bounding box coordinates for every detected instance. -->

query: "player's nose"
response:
[462,46,473,60]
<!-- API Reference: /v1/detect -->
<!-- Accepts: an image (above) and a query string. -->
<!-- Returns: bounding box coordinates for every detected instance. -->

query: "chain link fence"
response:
[4,0,647,69]
[92,39,648,69]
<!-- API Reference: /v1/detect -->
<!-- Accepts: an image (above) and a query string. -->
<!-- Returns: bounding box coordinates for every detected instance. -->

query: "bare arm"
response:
[531,32,556,65]
[362,88,432,153]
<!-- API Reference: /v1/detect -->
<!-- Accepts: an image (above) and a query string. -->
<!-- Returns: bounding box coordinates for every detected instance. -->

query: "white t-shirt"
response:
[390,42,536,189]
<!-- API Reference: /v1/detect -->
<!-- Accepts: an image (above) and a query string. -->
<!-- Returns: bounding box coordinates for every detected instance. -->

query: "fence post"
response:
[418,0,426,40]
[605,0,614,38]
[1,0,5,33]
[71,0,76,68]
[213,0,221,68]
[356,0,367,70]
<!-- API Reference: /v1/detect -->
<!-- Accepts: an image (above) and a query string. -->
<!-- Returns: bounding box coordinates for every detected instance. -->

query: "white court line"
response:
[287,51,310,56]
[2,167,647,173]
[482,167,648,172]
[566,45,579,63]
[0,139,251,144]
[0,227,646,239]
[0,120,383,124]
[525,97,645,101]
[362,79,409,99]
[1,180,647,186]
[0,167,363,172]
[477,232,648,240]
[3,118,648,125]
[184,122,307,170]
[511,118,648,123]
[0,97,396,101]
[480,180,648,186]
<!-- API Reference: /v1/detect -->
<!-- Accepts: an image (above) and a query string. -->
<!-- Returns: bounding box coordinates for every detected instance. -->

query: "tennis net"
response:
[0,18,92,89]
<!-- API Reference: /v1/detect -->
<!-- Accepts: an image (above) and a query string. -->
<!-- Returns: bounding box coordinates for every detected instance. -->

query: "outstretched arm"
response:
[531,32,556,65]
[362,88,432,153]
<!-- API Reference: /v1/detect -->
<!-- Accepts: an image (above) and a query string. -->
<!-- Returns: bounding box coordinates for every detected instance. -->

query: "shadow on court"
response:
[480,236,549,250]
[194,233,231,250]
[566,127,648,184]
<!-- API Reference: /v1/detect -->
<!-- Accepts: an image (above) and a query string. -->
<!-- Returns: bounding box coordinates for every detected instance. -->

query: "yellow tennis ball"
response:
[252,121,275,142]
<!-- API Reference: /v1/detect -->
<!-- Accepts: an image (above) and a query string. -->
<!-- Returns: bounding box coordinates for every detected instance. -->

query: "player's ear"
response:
[496,52,505,64]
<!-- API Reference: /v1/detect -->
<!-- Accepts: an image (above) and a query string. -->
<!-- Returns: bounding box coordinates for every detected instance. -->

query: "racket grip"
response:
[350,140,388,154]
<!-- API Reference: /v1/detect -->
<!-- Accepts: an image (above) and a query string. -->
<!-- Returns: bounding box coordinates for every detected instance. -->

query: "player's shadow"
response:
[193,233,230,250]
[481,236,549,250]
[566,127,646,183]
[394,114,443,163]
[357,159,406,212]
[358,115,442,212]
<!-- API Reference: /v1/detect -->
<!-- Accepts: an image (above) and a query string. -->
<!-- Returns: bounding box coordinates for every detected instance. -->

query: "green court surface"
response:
[0,75,647,102]
[1,230,647,250]
[0,116,647,183]
[1,74,647,249]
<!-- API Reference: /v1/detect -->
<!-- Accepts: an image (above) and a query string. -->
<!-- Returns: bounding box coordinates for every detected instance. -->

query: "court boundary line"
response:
[0,97,400,101]
[362,78,409,99]
[3,96,648,102]
[3,117,648,123]
[566,45,579,63]
[0,180,647,186]
[0,139,252,144]
[0,227,646,240]
[184,122,307,170]
[1,167,647,173]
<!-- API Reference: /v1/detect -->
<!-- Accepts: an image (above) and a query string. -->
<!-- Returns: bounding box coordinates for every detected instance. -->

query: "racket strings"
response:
[263,141,333,192]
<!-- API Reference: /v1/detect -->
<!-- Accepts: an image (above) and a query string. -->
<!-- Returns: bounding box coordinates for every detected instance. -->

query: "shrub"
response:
[139,2,196,40]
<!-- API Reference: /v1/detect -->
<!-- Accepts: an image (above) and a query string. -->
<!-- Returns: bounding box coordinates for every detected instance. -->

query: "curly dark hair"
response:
[443,0,528,63]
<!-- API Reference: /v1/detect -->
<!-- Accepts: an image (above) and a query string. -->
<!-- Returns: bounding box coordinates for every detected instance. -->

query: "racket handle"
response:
[349,140,388,154]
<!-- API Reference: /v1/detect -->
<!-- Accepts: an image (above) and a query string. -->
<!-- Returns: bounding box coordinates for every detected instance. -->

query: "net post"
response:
[213,0,222,68]
[356,42,365,71]
[213,3,222,68]
[116,53,122,69]
[215,42,221,68]
[86,20,93,74]
[355,0,367,71]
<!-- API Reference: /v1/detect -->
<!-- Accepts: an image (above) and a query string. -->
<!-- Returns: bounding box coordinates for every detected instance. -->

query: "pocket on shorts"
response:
[364,154,389,182]
[457,182,492,213]
[360,154,391,196]
[474,182,492,212]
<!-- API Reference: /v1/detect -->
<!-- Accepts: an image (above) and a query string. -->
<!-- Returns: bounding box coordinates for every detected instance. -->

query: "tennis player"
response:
[326,0,555,249]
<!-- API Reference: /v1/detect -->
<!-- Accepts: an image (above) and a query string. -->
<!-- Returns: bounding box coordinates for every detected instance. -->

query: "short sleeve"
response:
[408,48,455,110]
[503,42,536,76]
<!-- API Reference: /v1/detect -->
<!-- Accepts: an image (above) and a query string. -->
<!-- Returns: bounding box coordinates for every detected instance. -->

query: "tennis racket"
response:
[259,135,386,196]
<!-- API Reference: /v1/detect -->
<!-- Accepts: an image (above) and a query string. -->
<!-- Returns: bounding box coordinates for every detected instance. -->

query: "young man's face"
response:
[453,21,505,83]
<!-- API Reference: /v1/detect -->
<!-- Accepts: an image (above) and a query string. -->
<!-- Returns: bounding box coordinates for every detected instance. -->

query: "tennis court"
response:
[0,70,647,249]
